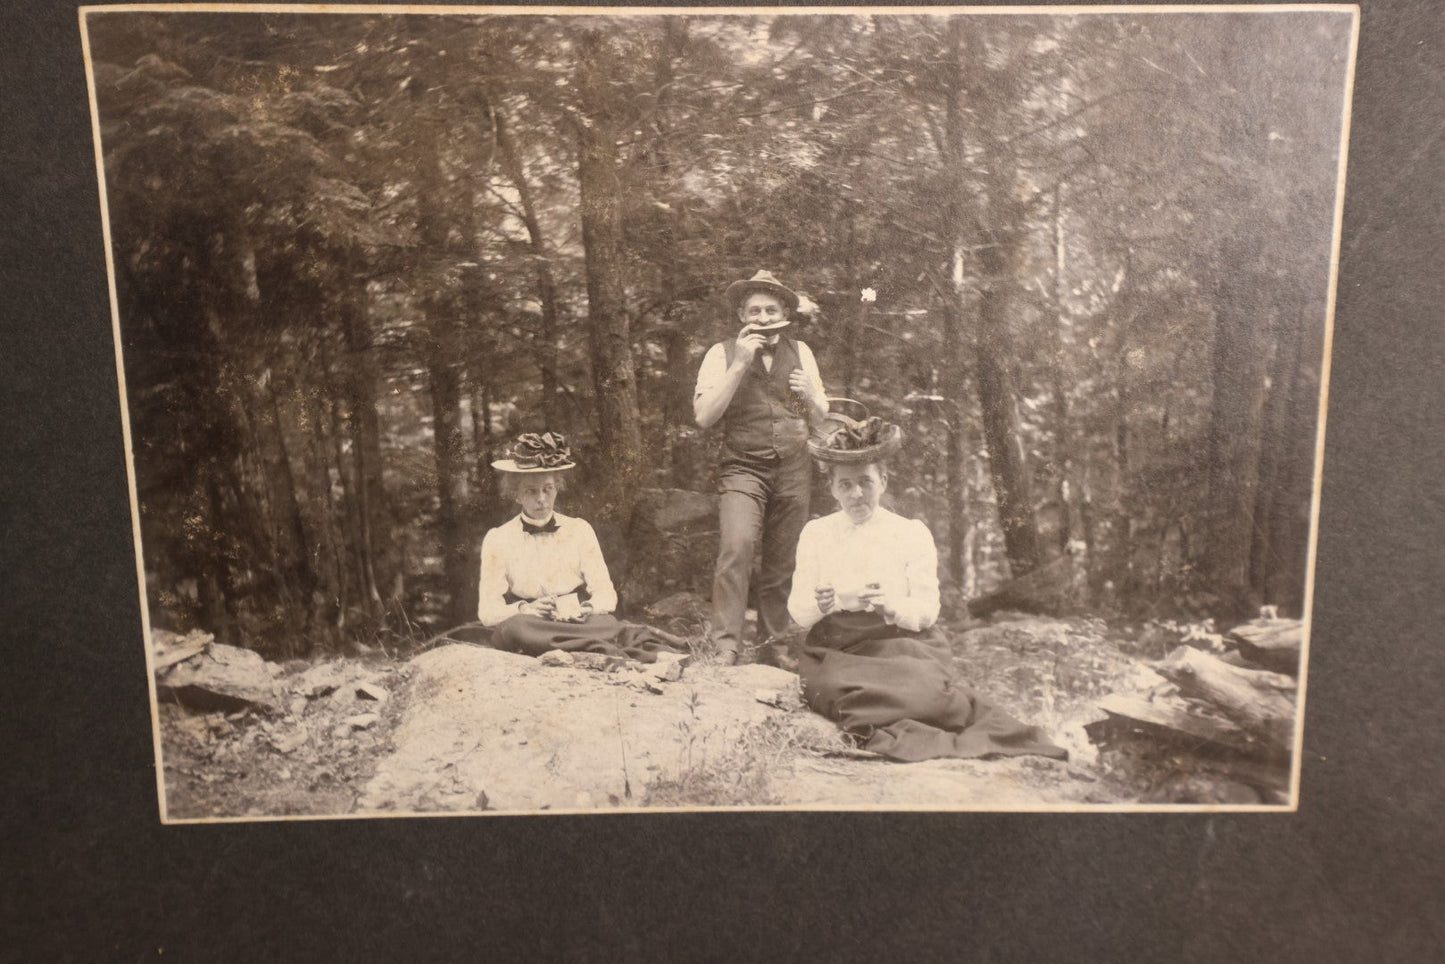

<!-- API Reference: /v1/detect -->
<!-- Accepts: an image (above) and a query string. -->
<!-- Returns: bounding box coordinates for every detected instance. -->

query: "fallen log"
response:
[1091,694,1253,755]
[1154,646,1297,753]
[1226,618,1303,676]
[1089,694,1290,764]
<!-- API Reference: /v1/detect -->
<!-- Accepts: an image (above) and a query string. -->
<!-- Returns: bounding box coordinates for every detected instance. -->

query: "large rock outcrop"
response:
[359,646,813,812]
[358,644,1112,813]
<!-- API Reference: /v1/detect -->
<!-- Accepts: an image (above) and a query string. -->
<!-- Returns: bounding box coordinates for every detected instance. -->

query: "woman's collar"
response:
[840,507,884,529]
[517,511,560,526]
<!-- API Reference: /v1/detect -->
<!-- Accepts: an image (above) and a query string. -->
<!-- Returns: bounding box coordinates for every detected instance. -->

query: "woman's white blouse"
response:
[477,512,618,626]
[787,507,941,632]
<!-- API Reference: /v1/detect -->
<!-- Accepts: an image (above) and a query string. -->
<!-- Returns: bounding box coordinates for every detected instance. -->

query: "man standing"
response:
[694,270,829,663]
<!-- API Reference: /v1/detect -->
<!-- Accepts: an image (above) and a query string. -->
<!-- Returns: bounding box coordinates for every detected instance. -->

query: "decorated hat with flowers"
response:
[807,404,903,465]
[491,431,577,473]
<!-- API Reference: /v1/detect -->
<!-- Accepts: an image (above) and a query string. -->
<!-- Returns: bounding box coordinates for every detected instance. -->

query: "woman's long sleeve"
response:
[575,521,618,615]
[477,528,522,626]
[886,519,940,632]
[788,521,826,629]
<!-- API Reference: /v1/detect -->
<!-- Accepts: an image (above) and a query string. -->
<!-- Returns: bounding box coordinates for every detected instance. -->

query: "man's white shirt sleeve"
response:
[693,343,728,400]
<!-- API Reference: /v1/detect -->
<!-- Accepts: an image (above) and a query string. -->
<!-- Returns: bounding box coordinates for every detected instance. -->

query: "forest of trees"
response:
[86,10,1353,657]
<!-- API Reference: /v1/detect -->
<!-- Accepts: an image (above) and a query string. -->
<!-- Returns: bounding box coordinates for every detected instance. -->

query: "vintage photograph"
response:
[81,4,1357,820]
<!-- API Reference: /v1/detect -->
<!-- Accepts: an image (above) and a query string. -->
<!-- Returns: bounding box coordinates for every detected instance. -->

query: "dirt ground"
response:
[156,613,1287,819]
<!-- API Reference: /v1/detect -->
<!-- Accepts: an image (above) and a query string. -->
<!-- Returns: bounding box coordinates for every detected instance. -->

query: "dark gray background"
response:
[3,1,1441,960]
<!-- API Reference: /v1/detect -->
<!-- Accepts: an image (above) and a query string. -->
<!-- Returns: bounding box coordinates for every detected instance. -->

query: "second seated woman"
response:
[787,416,1068,763]
[478,431,686,663]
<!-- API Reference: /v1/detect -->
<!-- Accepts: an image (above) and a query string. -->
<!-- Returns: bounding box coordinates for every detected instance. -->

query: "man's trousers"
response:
[710,451,811,656]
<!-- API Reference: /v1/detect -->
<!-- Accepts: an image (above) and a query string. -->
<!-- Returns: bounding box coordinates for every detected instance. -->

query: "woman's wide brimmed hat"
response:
[491,431,577,473]
[808,401,903,464]
[724,270,799,329]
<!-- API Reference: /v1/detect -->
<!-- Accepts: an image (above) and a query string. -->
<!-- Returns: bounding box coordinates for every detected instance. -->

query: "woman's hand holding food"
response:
[521,597,557,619]
[857,582,896,620]
[815,583,836,614]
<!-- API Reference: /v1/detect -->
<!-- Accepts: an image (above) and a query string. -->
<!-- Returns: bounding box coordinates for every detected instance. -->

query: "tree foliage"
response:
[87,10,1352,654]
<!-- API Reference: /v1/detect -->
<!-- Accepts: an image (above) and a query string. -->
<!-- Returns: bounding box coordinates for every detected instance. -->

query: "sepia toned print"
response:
[81,4,1357,820]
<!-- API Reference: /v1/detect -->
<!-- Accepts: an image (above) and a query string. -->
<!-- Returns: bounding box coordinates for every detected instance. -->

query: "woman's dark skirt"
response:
[799,610,1067,763]
[491,613,687,663]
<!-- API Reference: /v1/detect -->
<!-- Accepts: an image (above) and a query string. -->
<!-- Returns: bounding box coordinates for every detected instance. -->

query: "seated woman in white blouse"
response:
[478,432,684,662]
[788,417,1066,763]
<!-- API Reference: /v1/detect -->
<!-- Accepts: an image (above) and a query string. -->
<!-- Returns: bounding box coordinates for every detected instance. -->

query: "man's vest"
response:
[719,334,810,462]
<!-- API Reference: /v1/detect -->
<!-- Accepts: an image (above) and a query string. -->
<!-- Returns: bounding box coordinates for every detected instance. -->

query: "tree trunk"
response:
[427,338,473,625]
[647,18,694,441]
[1050,187,1085,557]
[328,390,368,616]
[659,326,692,486]
[264,376,321,653]
[1078,470,1097,562]
[957,23,1042,579]
[305,343,349,648]
[1201,292,1271,613]
[470,379,490,486]
[1052,385,1080,553]
[576,31,645,514]
[410,58,480,627]
[975,275,1043,578]
[1200,76,1275,612]
[940,295,967,588]
[840,218,862,397]
[1270,350,1321,617]
[944,399,968,588]
[961,512,978,599]
[198,469,237,644]
[340,275,387,621]
[494,107,562,429]
[1249,316,1292,604]
[232,375,305,628]
[939,22,970,590]
[1100,380,1133,603]
[1251,308,1318,616]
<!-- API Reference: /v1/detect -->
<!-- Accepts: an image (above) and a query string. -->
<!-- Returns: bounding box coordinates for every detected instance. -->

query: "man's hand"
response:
[788,367,827,412]
[814,585,837,614]
[694,325,781,429]
[733,325,769,365]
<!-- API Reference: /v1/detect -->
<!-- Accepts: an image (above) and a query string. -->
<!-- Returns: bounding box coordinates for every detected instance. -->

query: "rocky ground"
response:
[154,611,1285,820]
[158,649,411,819]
